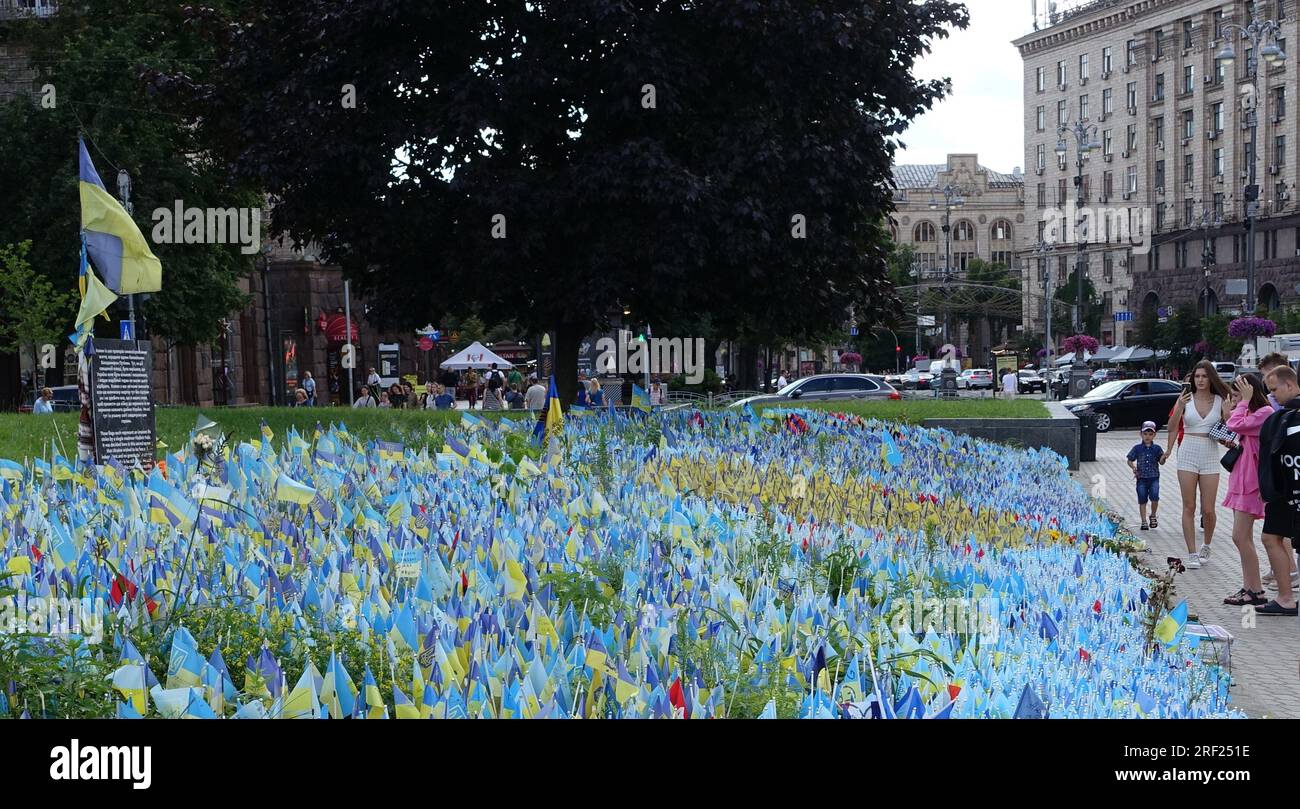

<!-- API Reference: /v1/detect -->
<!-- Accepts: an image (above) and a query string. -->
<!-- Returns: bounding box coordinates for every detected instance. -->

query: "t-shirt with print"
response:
[1126,443,1163,479]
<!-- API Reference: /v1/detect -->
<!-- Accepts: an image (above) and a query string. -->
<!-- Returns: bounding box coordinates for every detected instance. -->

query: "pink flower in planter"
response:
[1227,317,1276,340]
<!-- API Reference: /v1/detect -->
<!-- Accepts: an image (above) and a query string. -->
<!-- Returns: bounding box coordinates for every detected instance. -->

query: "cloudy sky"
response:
[895,0,1040,173]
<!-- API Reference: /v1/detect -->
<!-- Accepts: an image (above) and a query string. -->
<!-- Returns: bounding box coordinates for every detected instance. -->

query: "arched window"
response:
[914,222,936,242]
[888,220,899,242]
[953,220,975,241]
[990,219,1014,242]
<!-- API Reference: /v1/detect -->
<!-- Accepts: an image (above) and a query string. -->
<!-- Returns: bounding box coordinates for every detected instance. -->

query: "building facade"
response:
[1017,0,1300,348]
[889,154,1028,358]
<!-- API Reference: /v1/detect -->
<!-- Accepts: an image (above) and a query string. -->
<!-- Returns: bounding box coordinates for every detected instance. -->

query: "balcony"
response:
[0,1,57,20]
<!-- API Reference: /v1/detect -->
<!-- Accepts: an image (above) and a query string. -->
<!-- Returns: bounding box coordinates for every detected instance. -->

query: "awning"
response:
[439,341,518,370]
[1111,346,1157,363]
[1091,345,1123,362]
[1054,351,1093,365]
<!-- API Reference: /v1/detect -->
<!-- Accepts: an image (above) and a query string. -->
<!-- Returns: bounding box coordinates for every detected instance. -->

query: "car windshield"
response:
[775,379,804,396]
[1081,380,1129,400]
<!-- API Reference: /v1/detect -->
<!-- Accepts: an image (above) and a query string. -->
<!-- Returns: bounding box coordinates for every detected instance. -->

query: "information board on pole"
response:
[90,338,156,470]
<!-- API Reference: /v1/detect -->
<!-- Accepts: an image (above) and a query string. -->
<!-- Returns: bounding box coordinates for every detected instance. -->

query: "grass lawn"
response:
[754,398,1049,424]
[0,406,527,462]
[0,399,1047,461]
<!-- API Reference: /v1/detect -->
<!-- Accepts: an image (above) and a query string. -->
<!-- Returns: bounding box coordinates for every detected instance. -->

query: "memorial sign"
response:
[90,338,156,470]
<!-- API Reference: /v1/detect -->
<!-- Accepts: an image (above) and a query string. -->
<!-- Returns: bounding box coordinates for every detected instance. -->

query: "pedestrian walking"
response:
[32,387,54,415]
[1165,360,1233,569]
[1001,368,1018,399]
[1255,365,1300,618]
[302,371,316,406]
[353,387,377,407]
[1126,421,1165,530]
[1219,374,1274,607]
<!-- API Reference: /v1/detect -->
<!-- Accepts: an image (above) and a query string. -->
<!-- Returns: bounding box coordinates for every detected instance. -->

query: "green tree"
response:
[1133,303,1161,349]
[0,1,254,350]
[1199,313,1241,361]
[1052,270,1102,340]
[0,242,74,386]
[181,0,968,404]
[1159,302,1201,358]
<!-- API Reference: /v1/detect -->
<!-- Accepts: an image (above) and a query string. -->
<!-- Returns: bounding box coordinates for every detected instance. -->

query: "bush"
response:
[667,369,724,395]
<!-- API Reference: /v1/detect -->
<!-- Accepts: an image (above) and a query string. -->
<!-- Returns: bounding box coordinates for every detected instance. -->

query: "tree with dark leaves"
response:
[174,0,967,404]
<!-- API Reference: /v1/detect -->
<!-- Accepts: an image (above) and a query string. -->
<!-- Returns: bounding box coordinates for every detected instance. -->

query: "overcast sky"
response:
[895,0,1036,173]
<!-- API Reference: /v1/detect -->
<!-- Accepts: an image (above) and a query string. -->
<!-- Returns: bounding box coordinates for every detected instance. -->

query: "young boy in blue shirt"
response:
[1127,421,1167,530]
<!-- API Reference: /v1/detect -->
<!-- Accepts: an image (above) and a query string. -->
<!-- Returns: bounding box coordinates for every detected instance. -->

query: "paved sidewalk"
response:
[1078,433,1300,718]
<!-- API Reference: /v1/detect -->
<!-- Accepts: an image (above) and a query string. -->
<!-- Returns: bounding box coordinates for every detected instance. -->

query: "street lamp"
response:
[1030,240,1055,361]
[1197,203,1223,319]
[1057,118,1101,398]
[929,184,965,344]
[1218,8,1287,314]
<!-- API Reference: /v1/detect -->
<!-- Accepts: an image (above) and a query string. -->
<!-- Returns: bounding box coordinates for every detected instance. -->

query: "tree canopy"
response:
[173,0,968,402]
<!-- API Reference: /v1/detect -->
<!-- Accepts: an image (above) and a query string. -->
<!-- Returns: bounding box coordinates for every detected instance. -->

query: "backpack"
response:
[487,370,504,391]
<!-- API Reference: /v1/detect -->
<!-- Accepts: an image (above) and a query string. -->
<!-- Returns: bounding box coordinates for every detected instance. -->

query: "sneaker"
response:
[1186,553,1202,570]
[1198,543,1211,561]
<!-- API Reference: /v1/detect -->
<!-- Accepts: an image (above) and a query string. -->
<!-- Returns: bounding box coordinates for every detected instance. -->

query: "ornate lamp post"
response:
[1056,119,1102,399]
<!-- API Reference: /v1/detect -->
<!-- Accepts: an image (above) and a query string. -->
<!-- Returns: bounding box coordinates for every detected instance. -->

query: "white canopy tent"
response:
[439,342,517,370]
[1054,351,1093,366]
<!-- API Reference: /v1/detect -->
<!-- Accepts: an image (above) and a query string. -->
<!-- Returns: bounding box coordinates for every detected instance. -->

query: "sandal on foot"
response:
[1254,600,1299,616]
[1140,521,1149,530]
[1148,515,1158,529]
[1224,589,1268,606]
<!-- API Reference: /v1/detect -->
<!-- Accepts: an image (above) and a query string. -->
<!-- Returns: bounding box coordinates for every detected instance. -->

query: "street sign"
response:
[120,320,135,341]
[1226,278,1248,296]
[1157,306,1170,318]
[917,315,936,327]
[1113,311,1133,322]
[849,327,859,336]
[418,336,434,352]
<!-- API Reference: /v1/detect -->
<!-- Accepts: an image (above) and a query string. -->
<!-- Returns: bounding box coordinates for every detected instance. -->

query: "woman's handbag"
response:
[1220,444,1243,473]
[1208,420,1240,444]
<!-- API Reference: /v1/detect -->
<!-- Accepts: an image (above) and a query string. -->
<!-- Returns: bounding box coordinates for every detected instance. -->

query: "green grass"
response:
[0,406,526,462]
[754,398,1048,425]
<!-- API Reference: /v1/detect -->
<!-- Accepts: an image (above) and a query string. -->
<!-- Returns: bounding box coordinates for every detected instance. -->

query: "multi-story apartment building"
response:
[1017,0,1300,348]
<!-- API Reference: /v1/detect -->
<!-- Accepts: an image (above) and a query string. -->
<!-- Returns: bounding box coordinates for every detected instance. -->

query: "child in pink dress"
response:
[1222,373,1275,606]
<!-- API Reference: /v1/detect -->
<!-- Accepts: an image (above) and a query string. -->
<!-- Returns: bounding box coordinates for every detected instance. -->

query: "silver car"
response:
[730,374,901,407]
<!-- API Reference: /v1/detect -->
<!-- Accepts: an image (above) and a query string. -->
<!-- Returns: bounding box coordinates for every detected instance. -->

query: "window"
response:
[1058,99,1068,125]
[1103,46,1113,73]
[1154,115,1165,145]
[1182,108,1194,139]
[1103,88,1113,115]
[1103,290,1114,316]
[1126,81,1137,110]
[1156,202,1167,229]
[953,220,975,241]
[1155,29,1166,60]
[1103,171,1114,198]
[1036,106,1045,131]
[1103,129,1113,155]
[1057,60,1067,86]
[1183,65,1194,94]
[1213,147,1224,176]
[1276,87,1287,119]
[1154,73,1165,101]
[1082,175,1092,200]
[1276,134,1287,166]
[991,250,1013,267]
[1127,165,1138,192]
[916,252,937,271]
[1183,20,1194,50]
[1245,141,1255,169]
[1175,240,1188,268]
[1037,66,1046,92]
[1215,58,1226,83]
[797,378,834,394]
[1213,192,1225,218]
[1058,177,1068,205]
[1277,181,1288,203]
[914,222,936,241]
[1246,47,1255,77]
[1184,152,1194,185]
[1127,123,1137,152]
[953,252,976,271]
[1080,53,1089,81]
[1037,182,1047,207]
[1036,143,1046,170]
[1080,94,1089,120]
[1212,101,1223,132]
[991,220,1013,241]
[1184,198,1194,227]
[1213,10,1224,40]
[1155,160,1166,189]
[1127,39,1138,66]
[1058,256,1068,281]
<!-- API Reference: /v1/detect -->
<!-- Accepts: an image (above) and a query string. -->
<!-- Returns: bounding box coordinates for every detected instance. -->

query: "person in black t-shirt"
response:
[1256,366,1300,619]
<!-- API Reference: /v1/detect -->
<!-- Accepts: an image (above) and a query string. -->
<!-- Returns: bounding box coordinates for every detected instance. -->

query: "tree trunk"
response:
[552,320,588,409]
[736,342,759,391]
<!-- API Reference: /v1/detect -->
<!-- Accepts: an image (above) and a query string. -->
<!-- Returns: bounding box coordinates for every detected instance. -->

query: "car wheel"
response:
[1094,410,1112,432]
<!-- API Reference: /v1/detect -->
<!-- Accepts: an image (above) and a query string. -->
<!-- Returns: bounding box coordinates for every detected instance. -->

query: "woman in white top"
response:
[1164,360,1233,569]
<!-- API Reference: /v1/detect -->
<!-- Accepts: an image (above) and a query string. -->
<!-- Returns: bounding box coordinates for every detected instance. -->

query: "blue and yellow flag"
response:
[632,384,651,413]
[79,138,161,294]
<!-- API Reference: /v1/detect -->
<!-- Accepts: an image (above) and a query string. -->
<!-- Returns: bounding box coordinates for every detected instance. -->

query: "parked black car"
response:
[1017,369,1048,394]
[1063,379,1183,433]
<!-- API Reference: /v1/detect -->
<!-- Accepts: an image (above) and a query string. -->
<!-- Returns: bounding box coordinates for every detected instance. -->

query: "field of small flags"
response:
[0,406,1239,718]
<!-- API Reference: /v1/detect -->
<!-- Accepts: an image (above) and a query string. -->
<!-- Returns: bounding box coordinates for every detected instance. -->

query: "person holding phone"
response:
[1165,360,1233,569]
[1221,373,1274,606]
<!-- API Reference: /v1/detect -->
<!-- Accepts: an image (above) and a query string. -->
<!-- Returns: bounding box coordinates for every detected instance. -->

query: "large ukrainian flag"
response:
[79,137,162,294]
